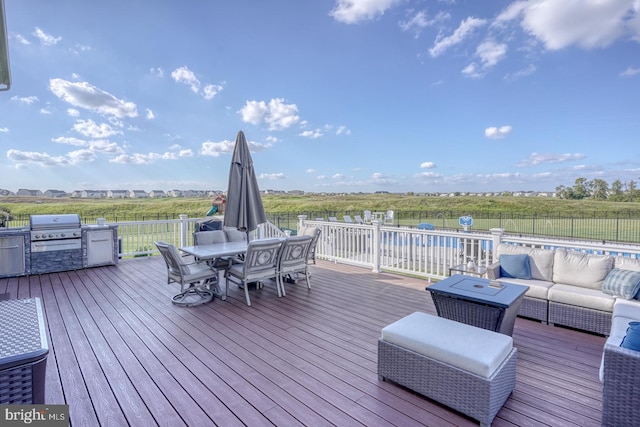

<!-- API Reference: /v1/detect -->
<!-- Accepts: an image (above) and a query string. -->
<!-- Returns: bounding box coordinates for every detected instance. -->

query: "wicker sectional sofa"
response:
[487,243,640,335]
[601,299,640,426]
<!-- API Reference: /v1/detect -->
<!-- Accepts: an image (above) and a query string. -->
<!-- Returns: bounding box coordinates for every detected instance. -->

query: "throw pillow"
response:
[499,254,531,279]
[601,268,640,300]
[621,322,640,351]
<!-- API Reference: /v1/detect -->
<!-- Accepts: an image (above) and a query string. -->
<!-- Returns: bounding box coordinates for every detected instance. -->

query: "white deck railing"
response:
[113,214,640,281]
[298,215,640,281]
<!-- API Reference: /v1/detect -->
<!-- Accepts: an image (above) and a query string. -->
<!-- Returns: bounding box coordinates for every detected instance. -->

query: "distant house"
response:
[167,190,182,197]
[181,190,200,198]
[17,189,43,197]
[128,190,149,198]
[149,190,166,198]
[0,188,14,196]
[107,190,128,199]
[44,189,68,198]
[80,190,105,198]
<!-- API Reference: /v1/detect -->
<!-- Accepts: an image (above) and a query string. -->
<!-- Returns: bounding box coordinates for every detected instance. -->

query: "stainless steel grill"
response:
[29,215,83,274]
[29,214,81,243]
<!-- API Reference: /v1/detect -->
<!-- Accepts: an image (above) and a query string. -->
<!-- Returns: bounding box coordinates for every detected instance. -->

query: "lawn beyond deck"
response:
[0,257,605,426]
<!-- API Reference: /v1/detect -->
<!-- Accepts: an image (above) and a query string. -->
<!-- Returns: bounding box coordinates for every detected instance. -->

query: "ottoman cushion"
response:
[381,312,513,377]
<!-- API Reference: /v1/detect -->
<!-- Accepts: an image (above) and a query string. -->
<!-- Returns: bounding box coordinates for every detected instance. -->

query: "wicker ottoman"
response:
[0,298,49,404]
[378,312,516,427]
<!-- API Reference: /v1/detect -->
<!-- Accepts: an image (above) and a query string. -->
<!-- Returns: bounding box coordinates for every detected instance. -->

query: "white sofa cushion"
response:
[497,277,554,299]
[495,243,554,281]
[552,250,613,290]
[528,248,555,282]
[381,312,513,378]
[599,299,640,381]
[614,256,640,272]
[548,284,615,312]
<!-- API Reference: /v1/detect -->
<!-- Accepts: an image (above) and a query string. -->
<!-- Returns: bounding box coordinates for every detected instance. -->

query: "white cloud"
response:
[299,129,323,139]
[109,152,163,165]
[259,173,285,180]
[497,0,639,51]
[336,125,351,135]
[420,161,436,169]
[67,108,80,117]
[240,98,300,131]
[40,108,52,115]
[621,66,640,77]
[516,152,586,167]
[415,171,443,179]
[202,84,223,100]
[150,67,165,78]
[200,137,270,157]
[7,149,71,166]
[11,96,39,105]
[52,136,87,146]
[484,125,513,139]
[171,66,200,92]
[170,67,223,99]
[146,109,155,120]
[70,44,91,55]
[0,127,9,132]
[330,0,403,24]
[14,34,30,45]
[32,27,61,46]
[505,64,537,81]
[67,149,97,163]
[200,140,236,157]
[49,78,138,118]
[400,10,449,38]
[476,40,507,68]
[306,168,316,173]
[73,119,121,139]
[429,17,487,57]
[88,140,124,155]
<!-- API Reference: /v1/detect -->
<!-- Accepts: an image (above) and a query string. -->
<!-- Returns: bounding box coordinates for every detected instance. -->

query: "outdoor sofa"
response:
[487,243,640,336]
[487,243,640,424]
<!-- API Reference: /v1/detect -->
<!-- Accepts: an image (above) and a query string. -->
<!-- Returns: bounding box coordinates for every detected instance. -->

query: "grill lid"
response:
[30,214,81,230]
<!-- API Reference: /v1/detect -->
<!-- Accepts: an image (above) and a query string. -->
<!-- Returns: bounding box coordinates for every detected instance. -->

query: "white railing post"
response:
[179,214,189,247]
[298,215,307,232]
[372,220,381,273]
[490,228,504,261]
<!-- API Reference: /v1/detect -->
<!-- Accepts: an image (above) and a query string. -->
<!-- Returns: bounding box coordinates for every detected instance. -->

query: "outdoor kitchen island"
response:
[0,215,118,278]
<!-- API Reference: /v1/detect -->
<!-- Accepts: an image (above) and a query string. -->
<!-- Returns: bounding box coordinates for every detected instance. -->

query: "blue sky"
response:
[1,0,639,194]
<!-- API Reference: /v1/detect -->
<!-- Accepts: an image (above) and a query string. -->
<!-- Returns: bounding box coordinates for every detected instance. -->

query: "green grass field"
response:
[2,194,640,242]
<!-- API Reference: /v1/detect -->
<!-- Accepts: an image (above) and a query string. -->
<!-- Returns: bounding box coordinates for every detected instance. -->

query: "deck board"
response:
[0,257,605,426]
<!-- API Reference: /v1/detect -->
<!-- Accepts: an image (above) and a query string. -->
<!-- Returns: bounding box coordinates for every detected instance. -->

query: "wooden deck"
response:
[0,257,605,426]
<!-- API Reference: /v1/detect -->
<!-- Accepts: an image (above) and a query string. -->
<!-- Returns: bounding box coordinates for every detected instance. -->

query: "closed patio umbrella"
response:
[223,130,266,237]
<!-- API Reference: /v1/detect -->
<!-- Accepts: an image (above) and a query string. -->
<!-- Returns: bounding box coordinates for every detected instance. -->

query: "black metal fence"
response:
[4,211,640,244]
[267,210,640,244]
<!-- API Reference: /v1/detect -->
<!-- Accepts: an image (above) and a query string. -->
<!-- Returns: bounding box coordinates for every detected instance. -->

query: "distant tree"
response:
[572,177,590,199]
[611,180,624,196]
[591,179,609,200]
[555,185,572,199]
[629,180,638,201]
